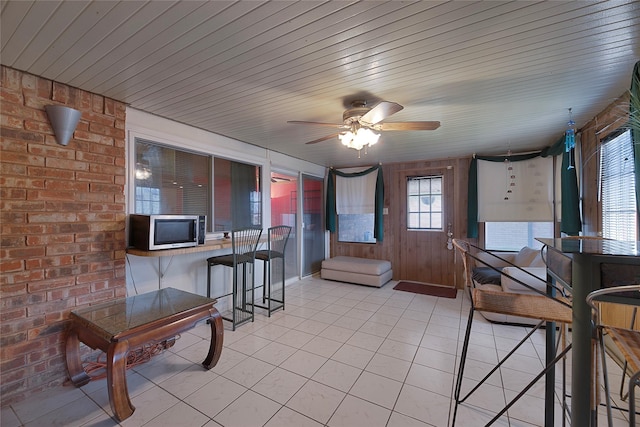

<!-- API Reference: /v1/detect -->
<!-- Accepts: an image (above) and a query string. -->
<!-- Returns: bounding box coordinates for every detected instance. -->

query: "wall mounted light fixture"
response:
[45,105,81,146]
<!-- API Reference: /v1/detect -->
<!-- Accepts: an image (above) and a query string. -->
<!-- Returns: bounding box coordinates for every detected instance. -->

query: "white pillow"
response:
[514,246,540,267]
[501,267,547,294]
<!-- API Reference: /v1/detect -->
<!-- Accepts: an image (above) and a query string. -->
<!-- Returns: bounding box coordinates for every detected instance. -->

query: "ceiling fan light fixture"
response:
[338,126,380,152]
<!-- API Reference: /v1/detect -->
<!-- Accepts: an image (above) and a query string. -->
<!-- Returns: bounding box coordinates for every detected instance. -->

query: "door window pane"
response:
[407,175,443,230]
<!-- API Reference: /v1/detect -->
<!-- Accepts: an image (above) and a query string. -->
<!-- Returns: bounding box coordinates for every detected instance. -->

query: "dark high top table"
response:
[538,238,640,427]
[65,288,223,421]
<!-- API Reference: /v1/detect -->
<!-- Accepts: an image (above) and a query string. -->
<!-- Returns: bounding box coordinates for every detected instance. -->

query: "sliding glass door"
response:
[302,174,324,276]
[269,172,297,282]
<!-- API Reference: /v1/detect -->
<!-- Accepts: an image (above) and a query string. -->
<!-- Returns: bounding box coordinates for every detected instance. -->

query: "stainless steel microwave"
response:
[129,214,199,251]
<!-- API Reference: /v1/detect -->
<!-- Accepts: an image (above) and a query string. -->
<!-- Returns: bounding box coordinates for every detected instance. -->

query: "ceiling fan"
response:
[287,100,441,146]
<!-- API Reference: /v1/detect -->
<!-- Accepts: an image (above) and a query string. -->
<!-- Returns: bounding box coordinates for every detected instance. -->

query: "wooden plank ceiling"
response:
[1,1,638,167]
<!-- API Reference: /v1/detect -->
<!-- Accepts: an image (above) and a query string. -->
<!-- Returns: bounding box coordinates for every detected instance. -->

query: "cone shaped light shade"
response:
[45,105,81,146]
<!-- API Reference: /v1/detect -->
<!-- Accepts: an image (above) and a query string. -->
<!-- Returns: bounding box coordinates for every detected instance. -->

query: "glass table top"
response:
[537,238,640,257]
[71,288,216,337]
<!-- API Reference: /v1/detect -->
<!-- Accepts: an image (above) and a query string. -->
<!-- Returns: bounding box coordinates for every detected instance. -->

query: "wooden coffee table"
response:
[65,288,223,421]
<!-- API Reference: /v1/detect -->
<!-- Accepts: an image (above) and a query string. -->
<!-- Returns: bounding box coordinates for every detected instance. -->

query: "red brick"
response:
[44,201,89,212]
[27,143,75,159]
[6,269,45,284]
[0,187,27,200]
[2,67,21,89]
[1,224,46,237]
[5,246,45,260]
[47,284,91,301]
[0,332,27,347]
[21,73,36,90]
[45,180,89,192]
[0,150,45,166]
[44,157,89,171]
[73,130,113,145]
[1,114,24,128]
[0,258,24,273]
[1,87,24,104]
[0,307,26,322]
[0,234,26,248]
[90,163,125,177]
[44,264,88,280]
[28,278,75,294]
[0,162,27,176]
[45,243,90,256]
[26,234,74,246]
[36,76,52,98]
[0,178,46,191]
[0,355,27,372]
[75,289,114,306]
[0,125,44,142]
[28,212,78,223]
[76,150,115,165]
[0,283,27,297]
[27,189,77,201]
[75,270,114,285]
[26,166,75,180]
[26,298,75,316]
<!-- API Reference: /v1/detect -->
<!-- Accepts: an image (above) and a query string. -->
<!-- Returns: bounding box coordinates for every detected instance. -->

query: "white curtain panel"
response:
[478,156,554,222]
[336,167,378,214]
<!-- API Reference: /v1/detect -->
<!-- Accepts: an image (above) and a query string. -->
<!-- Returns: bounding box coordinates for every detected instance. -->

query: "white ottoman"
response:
[321,256,393,287]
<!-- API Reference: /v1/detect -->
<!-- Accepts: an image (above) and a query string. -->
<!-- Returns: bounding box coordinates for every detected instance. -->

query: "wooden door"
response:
[394,166,456,286]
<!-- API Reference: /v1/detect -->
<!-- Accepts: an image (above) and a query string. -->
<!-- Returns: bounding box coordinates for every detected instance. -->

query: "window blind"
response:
[601,130,637,240]
[336,167,378,214]
[477,156,554,222]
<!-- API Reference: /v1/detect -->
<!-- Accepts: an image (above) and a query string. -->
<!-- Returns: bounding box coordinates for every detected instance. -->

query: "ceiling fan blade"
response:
[288,120,347,128]
[305,133,340,144]
[379,121,441,131]
[360,101,403,125]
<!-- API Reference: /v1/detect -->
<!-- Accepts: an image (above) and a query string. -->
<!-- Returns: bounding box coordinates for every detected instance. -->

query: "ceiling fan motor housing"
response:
[343,101,371,126]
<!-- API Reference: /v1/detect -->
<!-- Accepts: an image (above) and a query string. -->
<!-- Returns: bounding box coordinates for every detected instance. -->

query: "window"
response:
[601,129,637,240]
[407,175,443,230]
[134,138,262,234]
[213,157,262,232]
[134,138,211,219]
[338,214,375,243]
[485,222,554,251]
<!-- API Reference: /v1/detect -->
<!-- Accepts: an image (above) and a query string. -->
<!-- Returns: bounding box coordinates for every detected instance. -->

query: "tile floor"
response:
[1,277,635,427]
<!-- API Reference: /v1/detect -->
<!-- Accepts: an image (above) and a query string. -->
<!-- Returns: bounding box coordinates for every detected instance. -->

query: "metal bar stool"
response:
[587,284,640,427]
[206,227,262,330]
[451,239,573,426]
[252,225,291,317]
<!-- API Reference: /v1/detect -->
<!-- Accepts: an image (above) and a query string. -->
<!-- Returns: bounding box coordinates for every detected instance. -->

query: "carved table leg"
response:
[106,340,134,421]
[65,327,91,387]
[203,308,224,369]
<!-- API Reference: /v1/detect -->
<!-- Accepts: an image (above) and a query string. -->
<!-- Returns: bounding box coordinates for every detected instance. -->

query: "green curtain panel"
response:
[467,143,581,238]
[325,165,384,242]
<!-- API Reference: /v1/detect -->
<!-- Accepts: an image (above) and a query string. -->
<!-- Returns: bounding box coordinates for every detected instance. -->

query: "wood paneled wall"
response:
[329,157,472,288]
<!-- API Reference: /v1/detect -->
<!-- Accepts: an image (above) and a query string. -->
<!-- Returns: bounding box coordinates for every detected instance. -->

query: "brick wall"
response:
[0,66,127,405]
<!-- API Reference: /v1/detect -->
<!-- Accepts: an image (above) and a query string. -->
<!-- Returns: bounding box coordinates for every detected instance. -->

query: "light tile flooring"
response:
[1,277,635,427]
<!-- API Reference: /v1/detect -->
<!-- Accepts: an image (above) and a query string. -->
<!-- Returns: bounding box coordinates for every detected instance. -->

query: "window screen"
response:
[601,129,637,240]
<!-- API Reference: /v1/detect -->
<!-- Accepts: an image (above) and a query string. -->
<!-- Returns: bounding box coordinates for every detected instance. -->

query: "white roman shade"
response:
[336,167,378,214]
[478,156,554,222]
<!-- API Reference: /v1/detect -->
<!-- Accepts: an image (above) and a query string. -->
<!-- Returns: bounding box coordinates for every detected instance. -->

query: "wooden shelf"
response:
[126,238,234,257]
